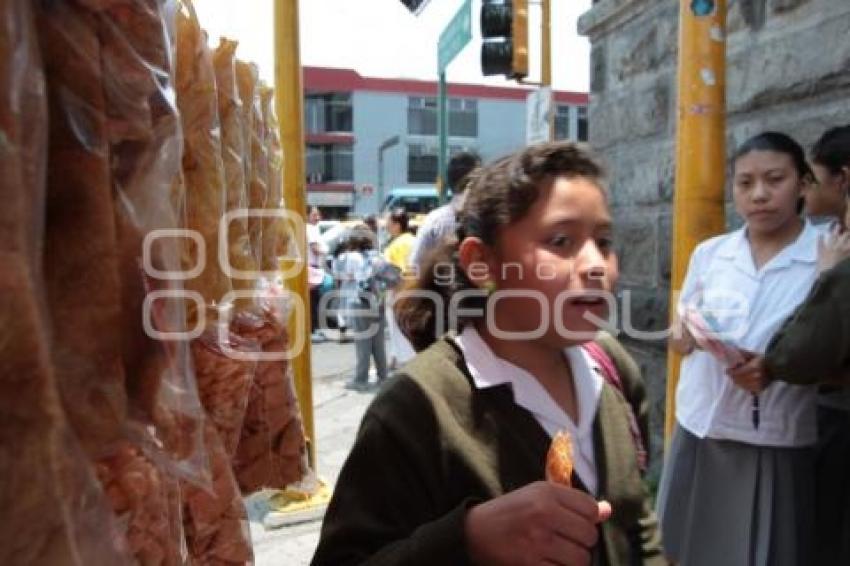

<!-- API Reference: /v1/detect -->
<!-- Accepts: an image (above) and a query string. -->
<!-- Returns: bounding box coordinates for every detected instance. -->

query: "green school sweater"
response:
[765,256,850,384]
[312,335,664,566]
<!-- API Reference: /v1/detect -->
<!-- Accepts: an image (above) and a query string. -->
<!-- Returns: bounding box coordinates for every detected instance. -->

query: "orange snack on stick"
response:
[545,430,575,486]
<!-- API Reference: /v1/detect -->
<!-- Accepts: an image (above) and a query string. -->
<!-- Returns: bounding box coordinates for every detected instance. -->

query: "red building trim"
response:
[305,133,355,145]
[303,66,588,106]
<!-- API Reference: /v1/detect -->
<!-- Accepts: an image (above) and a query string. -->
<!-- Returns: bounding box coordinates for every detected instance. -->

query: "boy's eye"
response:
[548,234,572,247]
[596,237,613,252]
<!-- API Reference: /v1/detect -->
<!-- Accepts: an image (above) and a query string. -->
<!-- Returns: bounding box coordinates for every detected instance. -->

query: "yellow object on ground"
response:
[260,480,333,529]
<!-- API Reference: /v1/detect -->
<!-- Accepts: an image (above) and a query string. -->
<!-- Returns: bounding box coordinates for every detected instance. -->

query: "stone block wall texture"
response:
[578,0,850,477]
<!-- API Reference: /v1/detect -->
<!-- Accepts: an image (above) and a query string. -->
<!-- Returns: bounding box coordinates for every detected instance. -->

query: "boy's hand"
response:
[464,481,611,566]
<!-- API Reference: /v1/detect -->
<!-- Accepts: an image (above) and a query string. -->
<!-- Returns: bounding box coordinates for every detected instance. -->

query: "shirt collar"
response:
[715,220,818,272]
[453,326,605,436]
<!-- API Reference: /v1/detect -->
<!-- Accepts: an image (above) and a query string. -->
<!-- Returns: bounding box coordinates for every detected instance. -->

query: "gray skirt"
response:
[656,425,815,566]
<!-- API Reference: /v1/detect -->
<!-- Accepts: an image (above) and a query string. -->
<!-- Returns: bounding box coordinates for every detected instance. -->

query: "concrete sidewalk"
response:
[249,331,381,565]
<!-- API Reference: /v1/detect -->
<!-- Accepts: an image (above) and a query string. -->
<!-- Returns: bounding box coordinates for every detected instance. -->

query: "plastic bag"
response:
[232,300,311,493]
[92,0,210,487]
[37,0,130,461]
[0,1,129,563]
[230,82,312,491]
[213,37,257,293]
[236,60,268,268]
[259,84,289,273]
[191,326,258,457]
[37,1,209,563]
[95,438,187,566]
[175,0,232,318]
[234,60,256,209]
[182,420,253,565]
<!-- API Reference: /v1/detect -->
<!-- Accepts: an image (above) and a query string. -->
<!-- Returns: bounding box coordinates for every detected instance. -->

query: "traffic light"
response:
[480,0,528,80]
[399,0,430,16]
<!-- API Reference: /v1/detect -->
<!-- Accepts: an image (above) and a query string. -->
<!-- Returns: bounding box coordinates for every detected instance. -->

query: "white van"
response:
[379,186,440,215]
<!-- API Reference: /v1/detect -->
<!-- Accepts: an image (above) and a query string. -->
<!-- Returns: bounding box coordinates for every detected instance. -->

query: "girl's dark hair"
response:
[343,225,375,253]
[732,131,814,182]
[389,207,409,232]
[395,142,606,352]
[811,125,850,174]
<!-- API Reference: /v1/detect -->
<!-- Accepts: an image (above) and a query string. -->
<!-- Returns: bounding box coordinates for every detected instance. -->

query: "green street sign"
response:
[438,0,472,73]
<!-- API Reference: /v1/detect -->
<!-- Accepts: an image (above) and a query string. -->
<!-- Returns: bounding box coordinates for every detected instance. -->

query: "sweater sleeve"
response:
[311,380,476,566]
[763,259,850,385]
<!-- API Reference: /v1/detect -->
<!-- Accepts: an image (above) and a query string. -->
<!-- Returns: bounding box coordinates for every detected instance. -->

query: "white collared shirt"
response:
[453,327,605,494]
[676,221,821,447]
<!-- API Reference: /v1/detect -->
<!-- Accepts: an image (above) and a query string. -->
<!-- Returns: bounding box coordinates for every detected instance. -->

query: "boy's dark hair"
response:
[395,142,606,351]
[732,131,814,182]
[446,151,482,194]
[389,207,409,233]
[811,125,850,175]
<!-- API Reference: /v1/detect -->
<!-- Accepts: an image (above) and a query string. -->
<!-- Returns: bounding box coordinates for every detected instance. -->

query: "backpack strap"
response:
[582,341,648,473]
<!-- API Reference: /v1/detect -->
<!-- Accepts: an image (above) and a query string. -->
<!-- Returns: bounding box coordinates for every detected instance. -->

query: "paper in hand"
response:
[678,304,746,368]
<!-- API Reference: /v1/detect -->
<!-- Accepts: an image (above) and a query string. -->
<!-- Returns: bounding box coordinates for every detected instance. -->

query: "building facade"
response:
[579,0,850,473]
[303,67,589,219]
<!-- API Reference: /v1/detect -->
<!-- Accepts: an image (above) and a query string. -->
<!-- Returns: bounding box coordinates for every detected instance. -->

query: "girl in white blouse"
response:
[657,132,820,566]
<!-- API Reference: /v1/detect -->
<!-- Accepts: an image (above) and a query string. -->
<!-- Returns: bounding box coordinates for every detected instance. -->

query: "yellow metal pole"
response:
[541,0,553,140]
[541,0,551,87]
[275,0,316,469]
[665,0,727,445]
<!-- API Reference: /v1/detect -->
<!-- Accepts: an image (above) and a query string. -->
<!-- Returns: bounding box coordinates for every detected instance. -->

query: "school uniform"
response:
[657,221,821,566]
[764,255,850,565]
[312,328,664,565]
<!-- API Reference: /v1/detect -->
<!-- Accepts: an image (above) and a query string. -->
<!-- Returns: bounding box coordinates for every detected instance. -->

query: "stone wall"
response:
[578,0,850,477]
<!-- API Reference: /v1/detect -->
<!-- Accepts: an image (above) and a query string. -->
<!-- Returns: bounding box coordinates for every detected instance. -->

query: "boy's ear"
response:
[458,237,495,288]
[840,166,850,193]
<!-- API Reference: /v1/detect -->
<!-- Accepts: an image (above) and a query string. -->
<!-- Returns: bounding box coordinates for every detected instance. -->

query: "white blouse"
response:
[676,221,821,447]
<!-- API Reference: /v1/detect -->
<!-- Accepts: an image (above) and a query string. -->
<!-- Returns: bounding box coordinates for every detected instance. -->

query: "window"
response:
[304,93,352,134]
[407,96,438,136]
[306,144,353,183]
[554,105,571,141]
[552,104,589,141]
[448,98,477,137]
[407,143,438,183]
[577,105,588,141]
[408,96,478,137]
[407,144,476,184]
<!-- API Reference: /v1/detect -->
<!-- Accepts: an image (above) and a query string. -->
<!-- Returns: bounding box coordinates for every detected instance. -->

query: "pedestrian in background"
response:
[410,151,481,269]
[363,213,378,235]
[729,124,850,565]
[659,132,820,566]
[382,207,416,369]
[802,125,850,229]
[334,227,388,391]
[313,142,662,565]
[307,206,329,343]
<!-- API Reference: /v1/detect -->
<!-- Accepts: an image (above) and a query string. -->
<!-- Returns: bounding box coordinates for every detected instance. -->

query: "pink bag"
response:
[581,341,648,472]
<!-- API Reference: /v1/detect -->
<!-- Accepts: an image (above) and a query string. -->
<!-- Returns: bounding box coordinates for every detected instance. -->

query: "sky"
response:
[193,0,592,93]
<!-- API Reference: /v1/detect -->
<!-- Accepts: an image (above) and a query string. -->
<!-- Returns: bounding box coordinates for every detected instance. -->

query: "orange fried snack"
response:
[545,430,575,486]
